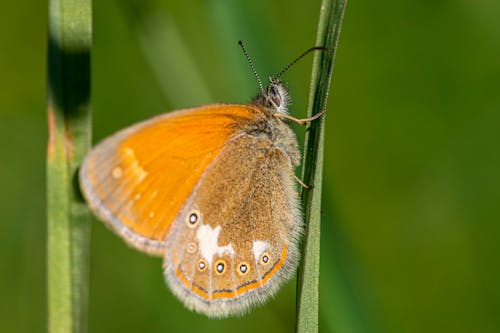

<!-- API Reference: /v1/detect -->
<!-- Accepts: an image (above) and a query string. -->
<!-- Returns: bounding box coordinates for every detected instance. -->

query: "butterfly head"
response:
[239,40,325,117]
[252,77,290,115]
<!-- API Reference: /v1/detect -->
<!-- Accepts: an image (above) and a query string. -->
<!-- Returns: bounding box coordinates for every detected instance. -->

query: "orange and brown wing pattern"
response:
[163,133,302,316]
[79,104,259,255]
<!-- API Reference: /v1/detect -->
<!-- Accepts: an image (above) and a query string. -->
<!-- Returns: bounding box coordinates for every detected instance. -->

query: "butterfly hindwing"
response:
[163,131,302,317]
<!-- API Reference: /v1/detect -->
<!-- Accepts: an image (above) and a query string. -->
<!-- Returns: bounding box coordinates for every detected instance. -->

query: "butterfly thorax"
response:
[245,80,300,168]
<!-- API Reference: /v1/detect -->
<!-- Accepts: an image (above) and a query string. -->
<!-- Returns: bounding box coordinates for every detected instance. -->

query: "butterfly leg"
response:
[274,109,326,125]
[293,174,312,190]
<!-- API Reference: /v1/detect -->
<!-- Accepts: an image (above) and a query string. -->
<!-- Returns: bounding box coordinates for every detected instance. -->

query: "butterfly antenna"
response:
[273,46,327,79]
[238,40,264,93]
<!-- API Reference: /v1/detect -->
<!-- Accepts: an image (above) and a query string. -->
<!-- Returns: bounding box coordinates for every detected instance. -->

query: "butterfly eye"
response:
[268,86,282,108]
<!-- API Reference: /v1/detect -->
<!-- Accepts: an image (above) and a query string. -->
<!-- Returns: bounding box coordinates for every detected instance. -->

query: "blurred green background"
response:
[2,0,500,332]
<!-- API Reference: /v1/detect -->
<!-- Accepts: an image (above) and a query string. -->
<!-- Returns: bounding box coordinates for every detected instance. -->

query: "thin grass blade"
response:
[296,0,347,332]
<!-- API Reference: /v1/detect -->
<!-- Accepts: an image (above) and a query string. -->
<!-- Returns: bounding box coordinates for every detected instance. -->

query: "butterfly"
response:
[79,41,325,317]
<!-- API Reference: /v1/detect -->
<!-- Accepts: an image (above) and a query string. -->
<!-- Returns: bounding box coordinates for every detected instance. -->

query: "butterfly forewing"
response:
[79,104,259,255]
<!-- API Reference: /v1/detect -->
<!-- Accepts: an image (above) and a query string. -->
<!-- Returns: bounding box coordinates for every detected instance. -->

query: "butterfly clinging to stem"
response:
[79,40,326,317]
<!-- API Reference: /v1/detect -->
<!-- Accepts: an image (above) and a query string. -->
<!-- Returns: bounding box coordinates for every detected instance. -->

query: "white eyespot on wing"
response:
[252,240,270,261]
[195,223,235,266]
[112,167,123,179]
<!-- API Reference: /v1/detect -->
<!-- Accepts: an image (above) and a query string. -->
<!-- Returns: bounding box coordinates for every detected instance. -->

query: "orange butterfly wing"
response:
[79,104,260,255]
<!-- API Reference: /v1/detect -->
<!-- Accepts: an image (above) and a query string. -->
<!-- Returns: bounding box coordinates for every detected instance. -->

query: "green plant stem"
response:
[296,0,347,332]
[47,0,92,332]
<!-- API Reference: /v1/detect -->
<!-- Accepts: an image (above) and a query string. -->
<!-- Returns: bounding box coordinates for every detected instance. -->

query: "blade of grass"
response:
[296,0,347,332]
[47,0,92,332]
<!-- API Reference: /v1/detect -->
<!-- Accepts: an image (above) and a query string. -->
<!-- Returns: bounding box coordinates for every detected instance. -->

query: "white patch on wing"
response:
[123,147,148,182]
[252,240,270,260]
[196,224,235,266]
